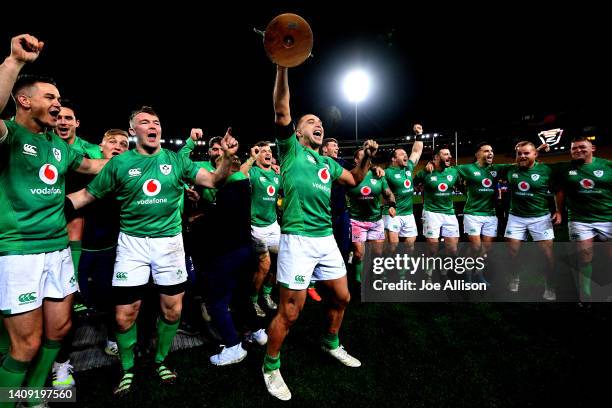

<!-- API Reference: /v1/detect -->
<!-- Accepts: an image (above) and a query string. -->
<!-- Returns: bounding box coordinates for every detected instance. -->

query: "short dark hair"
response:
[475,142,492,153]
[208,136,222,148]
[255,141,271,148]
[322,138,338,148]
[12,74,57,97]
[129,106,159,126]
[434,145,451,157]
[59,98,78,115]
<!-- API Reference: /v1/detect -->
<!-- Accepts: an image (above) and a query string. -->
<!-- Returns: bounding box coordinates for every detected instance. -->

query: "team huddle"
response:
[0,33,610,406]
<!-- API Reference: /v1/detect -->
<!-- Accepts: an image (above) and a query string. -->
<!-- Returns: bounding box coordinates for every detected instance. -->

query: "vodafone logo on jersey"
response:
[360,186,372,196]
[267,185,276,196]
[518,181,530,192]
[580,179,595,189]
[142,179,161,196]
[404,179,412,189]
[318,168,331,184]
[438,183,448,192]
[39,164,58,185]
[482,178,493,188]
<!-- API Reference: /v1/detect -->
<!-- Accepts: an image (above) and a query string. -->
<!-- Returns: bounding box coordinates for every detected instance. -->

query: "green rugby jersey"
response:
[507,162,553,217]
[87,149,199,237]
[0,120,83,255]
[276,126,343,237]
[554,158,612,223]
[249,165,281,227]
[179,137,216,203]
[69,135,104,159]
[455,163,511,216]
[347,170,388,222]
[415,167,460,215]
[384,162,416,216]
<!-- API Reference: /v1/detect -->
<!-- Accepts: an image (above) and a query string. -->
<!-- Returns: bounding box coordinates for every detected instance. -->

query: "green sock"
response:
[250,293,259,304]
[155,317,180,364]
[24,338,61,405]
[0,355,30,408]
[580,263,593,298]
[322,332,340,350]
[69,240,82,280]
[262,284,273,295]
[355,260,363,283]
[0,319,9,356]
[263,353,280,372]
[116,323,137,371]
[308,281,316,289]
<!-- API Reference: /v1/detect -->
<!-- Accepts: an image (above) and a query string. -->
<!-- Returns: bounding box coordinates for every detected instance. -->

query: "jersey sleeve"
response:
[1,120,16,147]
[84,140,104,159]
[180,155,200,182]
[454,164,470,178]
[328,157,344,181]
[0,120,11,144]
[178,137,196,158]
[491,163,514,177]
[414,169,425,183]
[275,123,297,167]
[381,173,389,190]
[86,159,117,199]
[67,145,84,170]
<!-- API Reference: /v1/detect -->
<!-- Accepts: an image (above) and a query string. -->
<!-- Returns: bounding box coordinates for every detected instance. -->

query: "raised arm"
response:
[194,128,239,188]
[240,146,259,176]
[408,123,425,165]
[274,66,291,127]
[337,140,378,186]
[179,128,203,158]
[0,34,44,139]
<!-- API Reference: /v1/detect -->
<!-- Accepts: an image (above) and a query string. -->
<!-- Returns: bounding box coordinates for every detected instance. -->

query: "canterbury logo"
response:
[18,292,37,303]
[115,272,128,280]
[23,144,37,156]
[294,275,305,284]
[129,168,142,177]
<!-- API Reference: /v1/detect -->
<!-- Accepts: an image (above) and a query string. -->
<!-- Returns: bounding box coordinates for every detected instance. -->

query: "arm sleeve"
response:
[86,159,116,199]
[180,155,200,182]
[178,137,196,158]
[275,122,297,166]
[67,145,84,170]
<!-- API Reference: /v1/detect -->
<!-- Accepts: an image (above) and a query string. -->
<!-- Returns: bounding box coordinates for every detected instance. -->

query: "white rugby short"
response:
[0,248,77,315]
[276,234,346,290]
[113,232,188,287]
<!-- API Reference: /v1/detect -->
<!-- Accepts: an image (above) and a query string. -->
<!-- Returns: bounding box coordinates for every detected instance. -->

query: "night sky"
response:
[1,3,607,151]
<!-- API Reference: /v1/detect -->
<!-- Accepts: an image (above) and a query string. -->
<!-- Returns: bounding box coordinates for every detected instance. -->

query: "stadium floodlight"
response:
[343,69,371,142]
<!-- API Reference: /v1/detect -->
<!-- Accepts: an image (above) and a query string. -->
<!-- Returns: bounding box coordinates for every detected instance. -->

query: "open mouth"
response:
[147,132,157,142]
[56,126,70,136]
[313,130,322,137]
[49,108,60,118]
